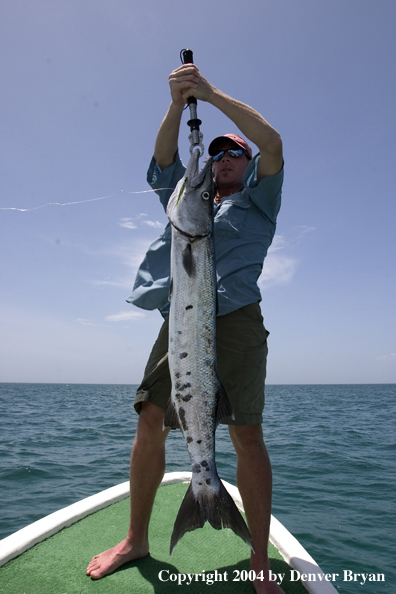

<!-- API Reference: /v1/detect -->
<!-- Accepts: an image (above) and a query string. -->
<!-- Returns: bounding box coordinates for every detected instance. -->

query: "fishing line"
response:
[0,188,173,212]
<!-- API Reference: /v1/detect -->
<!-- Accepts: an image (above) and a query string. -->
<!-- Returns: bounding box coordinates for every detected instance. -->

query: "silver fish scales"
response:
[165,149,253,555]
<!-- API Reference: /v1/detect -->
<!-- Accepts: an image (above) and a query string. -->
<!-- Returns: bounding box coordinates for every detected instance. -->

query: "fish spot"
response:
[192,463,201,474]
[186,372,191,376]
[178,407,188,431]
[186,436,193,443]
[179,352,188,359]
[176,382,191,391]
[197,440,202,444]
[206,479,212,485]
[201,460,208,467]
[175,393,182,401]
[198,482,203,485]
[185,305,193,310]
[175,372,181,379]
[177,330,182,335]
[181,394,192,402]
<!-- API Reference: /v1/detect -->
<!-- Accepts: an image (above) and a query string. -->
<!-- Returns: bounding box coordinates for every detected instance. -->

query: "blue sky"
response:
[0,0,395,384]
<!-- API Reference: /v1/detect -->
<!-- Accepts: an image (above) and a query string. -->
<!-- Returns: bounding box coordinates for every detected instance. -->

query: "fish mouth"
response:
[190,157,213,189]
[184,148,201,181]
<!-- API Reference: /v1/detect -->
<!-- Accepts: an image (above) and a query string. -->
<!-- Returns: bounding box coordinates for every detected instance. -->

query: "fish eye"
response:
[201,191,210,200]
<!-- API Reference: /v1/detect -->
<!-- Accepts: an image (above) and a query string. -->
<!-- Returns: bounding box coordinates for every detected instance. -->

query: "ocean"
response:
[0,383,394,593]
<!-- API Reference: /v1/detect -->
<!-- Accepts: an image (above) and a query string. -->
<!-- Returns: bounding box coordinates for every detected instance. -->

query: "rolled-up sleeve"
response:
[147,153,186,211]
[126,155,186,318]
[243,154,283,225]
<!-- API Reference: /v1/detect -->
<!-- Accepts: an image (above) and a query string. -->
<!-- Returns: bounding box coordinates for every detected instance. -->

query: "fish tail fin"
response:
[170,480,254,555]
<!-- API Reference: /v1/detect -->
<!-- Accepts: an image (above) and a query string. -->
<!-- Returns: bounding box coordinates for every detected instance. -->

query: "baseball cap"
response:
[208,133,252,159]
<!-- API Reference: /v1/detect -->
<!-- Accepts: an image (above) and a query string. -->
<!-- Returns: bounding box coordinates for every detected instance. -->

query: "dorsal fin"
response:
[163,397,181,430]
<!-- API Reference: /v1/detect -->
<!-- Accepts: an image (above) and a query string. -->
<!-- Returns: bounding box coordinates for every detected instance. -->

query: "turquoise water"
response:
[0,383,394,593]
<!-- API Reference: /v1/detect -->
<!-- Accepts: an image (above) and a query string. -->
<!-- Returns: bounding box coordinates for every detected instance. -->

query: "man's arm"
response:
[153,103,183,171]
[171,64,283,181]
[153,68,202,170]
[209,91,283,180]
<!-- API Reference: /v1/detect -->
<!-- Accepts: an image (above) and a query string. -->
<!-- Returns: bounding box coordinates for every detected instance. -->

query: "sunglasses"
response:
[212,148,247,161]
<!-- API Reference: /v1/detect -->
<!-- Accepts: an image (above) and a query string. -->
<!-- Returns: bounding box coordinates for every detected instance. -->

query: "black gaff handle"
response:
[182,49,193,64]
[181,49,197,107]
[180,49,202,147]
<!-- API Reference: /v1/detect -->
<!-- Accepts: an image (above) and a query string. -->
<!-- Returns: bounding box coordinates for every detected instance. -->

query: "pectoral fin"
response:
[182,243,194,277]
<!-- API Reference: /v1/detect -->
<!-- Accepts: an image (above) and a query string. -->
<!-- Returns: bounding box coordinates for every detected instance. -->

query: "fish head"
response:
[167,150,214,238]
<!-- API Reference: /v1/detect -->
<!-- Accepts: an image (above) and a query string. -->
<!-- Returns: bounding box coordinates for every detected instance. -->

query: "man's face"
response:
[212,141,250,190]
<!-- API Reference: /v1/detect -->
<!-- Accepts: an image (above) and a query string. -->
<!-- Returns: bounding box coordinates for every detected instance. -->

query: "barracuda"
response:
[165,149,253,555]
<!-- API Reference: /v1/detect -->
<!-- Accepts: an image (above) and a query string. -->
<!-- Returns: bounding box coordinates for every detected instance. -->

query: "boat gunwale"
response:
[0,471,337,593]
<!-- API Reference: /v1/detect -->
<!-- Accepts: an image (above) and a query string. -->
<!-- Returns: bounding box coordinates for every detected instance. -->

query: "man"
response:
[87,64,284,594]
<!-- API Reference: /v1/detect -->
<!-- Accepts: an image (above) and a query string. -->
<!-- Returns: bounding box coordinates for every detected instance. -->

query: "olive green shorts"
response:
[134,302,269,426]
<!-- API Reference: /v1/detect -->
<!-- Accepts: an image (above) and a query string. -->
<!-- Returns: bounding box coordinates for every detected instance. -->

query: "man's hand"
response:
[169,64,215,105]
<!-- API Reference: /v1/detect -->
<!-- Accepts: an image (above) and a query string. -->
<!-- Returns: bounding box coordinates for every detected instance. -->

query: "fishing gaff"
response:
[181,49,204,156]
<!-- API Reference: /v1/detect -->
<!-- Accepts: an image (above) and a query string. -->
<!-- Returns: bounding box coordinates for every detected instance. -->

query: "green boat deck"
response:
[1,482,307,593]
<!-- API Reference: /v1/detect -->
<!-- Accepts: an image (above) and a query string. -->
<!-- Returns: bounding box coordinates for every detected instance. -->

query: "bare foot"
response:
[86,537,149,579]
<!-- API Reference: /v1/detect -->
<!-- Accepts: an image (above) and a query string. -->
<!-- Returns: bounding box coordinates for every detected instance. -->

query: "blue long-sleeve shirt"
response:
[127,152,283,318]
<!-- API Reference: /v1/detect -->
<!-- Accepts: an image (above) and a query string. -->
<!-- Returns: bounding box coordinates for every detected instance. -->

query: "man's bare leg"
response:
[229,425,285,594]
[86,402,169,579]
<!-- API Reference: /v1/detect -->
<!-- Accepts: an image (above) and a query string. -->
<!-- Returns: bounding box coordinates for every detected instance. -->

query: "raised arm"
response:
[168,64,283,180]
[153,103,183,171]
[153,68,201,170]
[209,90,283,180]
